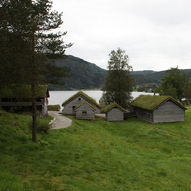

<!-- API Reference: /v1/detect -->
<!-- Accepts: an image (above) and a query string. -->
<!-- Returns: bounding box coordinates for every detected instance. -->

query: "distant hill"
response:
[48,55,191,90]
[48,55,107,90]
[132,69,191,85]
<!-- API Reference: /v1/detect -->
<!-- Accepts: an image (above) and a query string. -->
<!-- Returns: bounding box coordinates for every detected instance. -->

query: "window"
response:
[78,97,81,101]
[82,111,87,115]
[72,106,75,111]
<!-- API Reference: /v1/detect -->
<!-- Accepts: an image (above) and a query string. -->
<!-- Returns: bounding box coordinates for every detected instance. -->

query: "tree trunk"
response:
[31,29,37,143]
[31,83,37,143]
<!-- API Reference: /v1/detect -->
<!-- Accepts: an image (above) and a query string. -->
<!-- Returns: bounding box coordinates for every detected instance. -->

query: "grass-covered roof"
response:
[131,95,186,111]
[0,85,49,98]
[102,103,127,113]
[62,91,100,108]
[75,101,96,111]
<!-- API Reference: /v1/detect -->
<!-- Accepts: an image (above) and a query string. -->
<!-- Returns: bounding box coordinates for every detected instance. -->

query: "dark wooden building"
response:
[0,85,49,117]
[131,95,186,123]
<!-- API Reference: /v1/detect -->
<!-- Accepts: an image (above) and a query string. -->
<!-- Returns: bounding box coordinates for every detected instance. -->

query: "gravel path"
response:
[49,111,72,129]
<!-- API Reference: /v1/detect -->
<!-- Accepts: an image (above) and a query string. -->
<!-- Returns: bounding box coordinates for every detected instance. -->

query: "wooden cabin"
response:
[75,101,95,120]
[131,95,186,123]
[0,85,49,117]
[102,103,127,122]
[62,91,101,115]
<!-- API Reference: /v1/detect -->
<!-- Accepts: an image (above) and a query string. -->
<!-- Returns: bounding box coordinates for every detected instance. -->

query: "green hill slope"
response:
[48,55,107,90]
[1,109,191,190]
[48,55,191,90]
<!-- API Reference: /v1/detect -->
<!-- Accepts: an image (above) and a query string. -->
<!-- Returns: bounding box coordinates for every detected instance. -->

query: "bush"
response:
[48,104,61,111]
[29,119,51,134]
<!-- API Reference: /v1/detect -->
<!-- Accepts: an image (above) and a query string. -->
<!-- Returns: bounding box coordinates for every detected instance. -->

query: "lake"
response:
[48,90,154,107]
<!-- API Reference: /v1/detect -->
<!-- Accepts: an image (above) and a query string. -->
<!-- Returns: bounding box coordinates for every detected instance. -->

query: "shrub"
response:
[48,104,61,111]
[29,119,51,134]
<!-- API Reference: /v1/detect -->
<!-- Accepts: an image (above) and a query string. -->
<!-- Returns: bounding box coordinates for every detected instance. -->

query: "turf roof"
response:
[102,103,127,113]
[0,85,49,98]
[131,95,186,111]
[75,101,96,111]
[62,91,100,108]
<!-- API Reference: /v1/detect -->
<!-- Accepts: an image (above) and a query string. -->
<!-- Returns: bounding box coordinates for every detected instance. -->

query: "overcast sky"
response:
[53,0,191,71]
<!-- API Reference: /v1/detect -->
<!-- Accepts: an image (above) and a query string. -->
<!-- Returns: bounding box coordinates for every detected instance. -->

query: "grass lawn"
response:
[0,110,191,191]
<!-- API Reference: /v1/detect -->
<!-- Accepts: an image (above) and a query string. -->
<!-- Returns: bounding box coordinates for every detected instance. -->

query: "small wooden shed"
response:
[62,91,101,115]
[75,101,96,120]
[131,95,186,123]
[103,103,126,122]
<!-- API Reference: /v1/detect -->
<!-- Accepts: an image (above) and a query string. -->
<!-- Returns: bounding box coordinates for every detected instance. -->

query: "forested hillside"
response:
[48,55,191,90]
[48,55,106,90]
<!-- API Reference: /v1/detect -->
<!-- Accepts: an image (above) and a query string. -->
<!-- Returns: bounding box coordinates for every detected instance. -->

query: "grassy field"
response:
[0,110,191,191]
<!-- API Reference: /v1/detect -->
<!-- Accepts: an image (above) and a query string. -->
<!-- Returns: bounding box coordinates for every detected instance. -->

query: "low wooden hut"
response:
[75,101,96,120]
[103,103,127,122]
[131,95,186,123]
[0,85,49,117]
[62,91,101,115]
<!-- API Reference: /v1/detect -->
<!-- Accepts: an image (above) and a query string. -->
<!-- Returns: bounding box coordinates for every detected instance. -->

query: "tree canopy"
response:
[0,0,71,142]
[156,67,188,101]
[100,48,133,108]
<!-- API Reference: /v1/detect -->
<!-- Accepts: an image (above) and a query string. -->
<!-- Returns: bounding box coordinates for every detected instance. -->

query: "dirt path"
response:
[49,111,72,129]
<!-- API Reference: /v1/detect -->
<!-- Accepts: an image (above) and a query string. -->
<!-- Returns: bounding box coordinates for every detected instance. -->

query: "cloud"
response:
[53,0,191,71]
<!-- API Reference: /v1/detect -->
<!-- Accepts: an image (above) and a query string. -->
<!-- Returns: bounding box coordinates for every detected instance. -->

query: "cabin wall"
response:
[107,108,124,121]
[76,104,95,120]
[62,96,86,115]
[135,108,153,123]
[62,95,100,115]
[153,101,185,123]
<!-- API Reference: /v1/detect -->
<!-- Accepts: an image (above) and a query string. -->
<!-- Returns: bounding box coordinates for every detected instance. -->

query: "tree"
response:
[184,79,191,100]
[156,67,188,101]
[100,48,133,108]
[0,0,72,142]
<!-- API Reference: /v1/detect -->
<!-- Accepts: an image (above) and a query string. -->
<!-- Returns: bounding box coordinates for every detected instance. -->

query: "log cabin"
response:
[102,103,127,122]
[131,95,186,123]
[62,91,101,115]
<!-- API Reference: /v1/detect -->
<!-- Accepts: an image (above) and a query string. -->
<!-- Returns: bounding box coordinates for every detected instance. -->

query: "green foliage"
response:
[184,80,191,99]
[102,48,133,108]
[1,111,191,190]
[157,67,188,100]
[48,104,61,111]
[0,0,71,85]
[0,85,48,98]
[29,118,51,134]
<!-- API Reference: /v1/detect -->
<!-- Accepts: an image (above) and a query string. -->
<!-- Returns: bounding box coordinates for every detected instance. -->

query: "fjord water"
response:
[48,90,154,106]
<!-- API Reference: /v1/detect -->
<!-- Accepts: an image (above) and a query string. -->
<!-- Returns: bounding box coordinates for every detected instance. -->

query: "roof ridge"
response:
[102,102,127,113]
[75,101,96,111]
[62,91,100,108]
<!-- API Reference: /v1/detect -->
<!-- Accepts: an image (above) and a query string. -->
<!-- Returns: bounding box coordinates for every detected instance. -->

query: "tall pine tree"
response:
[0,0,72,142]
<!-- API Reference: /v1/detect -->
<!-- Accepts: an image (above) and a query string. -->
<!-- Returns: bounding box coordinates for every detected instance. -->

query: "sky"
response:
[52,0,191,71]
